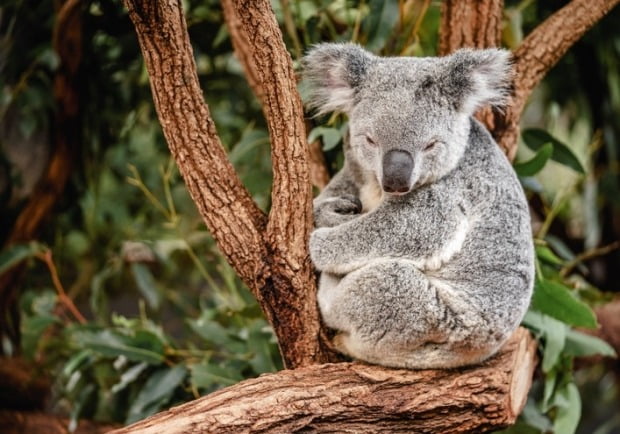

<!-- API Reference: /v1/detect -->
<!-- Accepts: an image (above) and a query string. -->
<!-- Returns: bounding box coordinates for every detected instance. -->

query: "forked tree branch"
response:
[112,328,537,434]
[124,0,333,368]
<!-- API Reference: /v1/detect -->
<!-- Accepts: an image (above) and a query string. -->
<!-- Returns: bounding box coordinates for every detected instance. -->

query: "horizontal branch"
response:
[112,328,537,433]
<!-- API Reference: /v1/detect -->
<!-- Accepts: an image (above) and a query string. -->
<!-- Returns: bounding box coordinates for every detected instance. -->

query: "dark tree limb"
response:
[0,0,82,351]
[111,328,537,434]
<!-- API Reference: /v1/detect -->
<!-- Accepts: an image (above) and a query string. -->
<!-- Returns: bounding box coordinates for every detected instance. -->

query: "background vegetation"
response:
[0,0,618,432]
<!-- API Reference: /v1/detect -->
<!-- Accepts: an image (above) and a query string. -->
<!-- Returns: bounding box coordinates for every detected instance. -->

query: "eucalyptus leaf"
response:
[553,382,581,434]
[514,142,553,177]
[362,0,399,51]
[111,362,149,394]
[541,316,567,373]
[126,364,187,424]
[521,129,585,174]
[536,245,564,266]
[189,362,242,390]
[131,263,161,310]
[531,280,597,328]
[76,329,165,364]
[564,329,617,358]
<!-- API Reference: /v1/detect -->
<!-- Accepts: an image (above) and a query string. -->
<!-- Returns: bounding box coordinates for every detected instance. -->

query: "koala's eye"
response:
[424,140,439,152]
[365,135,378,147]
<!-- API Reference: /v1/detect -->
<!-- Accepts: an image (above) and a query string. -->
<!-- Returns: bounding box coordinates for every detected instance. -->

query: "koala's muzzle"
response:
[382,150,413,194]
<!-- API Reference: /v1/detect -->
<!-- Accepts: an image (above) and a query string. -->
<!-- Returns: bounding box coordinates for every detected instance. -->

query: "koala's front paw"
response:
[314,194,362,228]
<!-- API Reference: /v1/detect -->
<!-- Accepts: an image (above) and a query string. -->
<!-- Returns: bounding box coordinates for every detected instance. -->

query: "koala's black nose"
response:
[382,150,413,194]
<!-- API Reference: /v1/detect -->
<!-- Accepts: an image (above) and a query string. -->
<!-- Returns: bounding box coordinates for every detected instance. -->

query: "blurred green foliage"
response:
[0,0,619,432]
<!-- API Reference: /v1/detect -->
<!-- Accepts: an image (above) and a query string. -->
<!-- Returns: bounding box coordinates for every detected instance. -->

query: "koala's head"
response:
[302,43,512,194]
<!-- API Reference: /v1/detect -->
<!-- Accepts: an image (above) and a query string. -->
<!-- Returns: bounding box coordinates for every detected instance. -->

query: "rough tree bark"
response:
[117,0,617,432]
[122,0,334,368]
[113,328,536,434]
[221,0,330,189]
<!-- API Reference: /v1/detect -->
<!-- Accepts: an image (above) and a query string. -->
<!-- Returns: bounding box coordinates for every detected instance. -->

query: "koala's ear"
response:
[301,43,374,116]
[445,48,513,114]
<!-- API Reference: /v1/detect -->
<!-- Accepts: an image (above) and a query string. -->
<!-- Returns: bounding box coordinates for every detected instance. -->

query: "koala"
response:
[303,43,534,369]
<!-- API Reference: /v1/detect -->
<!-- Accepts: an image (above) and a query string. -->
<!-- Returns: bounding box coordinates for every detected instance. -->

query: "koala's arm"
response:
[310,189,465,273]
[313,162,363,228]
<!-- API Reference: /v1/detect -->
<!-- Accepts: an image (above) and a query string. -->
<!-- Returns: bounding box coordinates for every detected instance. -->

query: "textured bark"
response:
[0,0,82,351]
[112,328,537,434]
[439,0,619,161]
[438,0,503,55]
[221,0,330,190]
[123,0,334,368]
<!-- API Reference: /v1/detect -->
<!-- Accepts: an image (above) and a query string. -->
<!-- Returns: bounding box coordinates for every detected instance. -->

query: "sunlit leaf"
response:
[521,129,585,174]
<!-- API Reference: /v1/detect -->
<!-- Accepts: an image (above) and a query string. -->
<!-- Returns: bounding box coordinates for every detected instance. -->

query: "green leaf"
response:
[536,245,564,266]
[362,0,399,51]
[521,129,585,174]
[126,364,187,424]
[531,280,597,328]
[189,362,242,390]
[131,263,161,310]
[76,329,165,364]
[0,242,45,275]
[111,362,149,394]
[541,315,567,373]
[514,142,553,177]
[553,382,581,434]
[307,126,342,151]
[564,329,617,358]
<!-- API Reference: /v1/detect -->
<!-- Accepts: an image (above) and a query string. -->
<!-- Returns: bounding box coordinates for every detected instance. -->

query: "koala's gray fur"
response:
[303,44,534,369]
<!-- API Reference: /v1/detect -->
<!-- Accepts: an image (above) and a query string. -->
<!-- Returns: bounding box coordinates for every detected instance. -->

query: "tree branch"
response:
[123,0,268,288]
[111,328,537,433]
[438,0,503,56]
[221,0,330,190]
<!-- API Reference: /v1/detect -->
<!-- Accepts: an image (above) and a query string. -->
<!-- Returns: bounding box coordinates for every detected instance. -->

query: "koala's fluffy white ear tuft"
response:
[301,43,373,116]
[447,48,513,114]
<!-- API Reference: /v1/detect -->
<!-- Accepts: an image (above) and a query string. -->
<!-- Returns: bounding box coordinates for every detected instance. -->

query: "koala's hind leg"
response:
[319,260,497,369]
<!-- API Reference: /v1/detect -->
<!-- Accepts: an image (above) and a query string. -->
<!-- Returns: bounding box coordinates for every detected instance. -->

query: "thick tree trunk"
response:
[112,328,536,434]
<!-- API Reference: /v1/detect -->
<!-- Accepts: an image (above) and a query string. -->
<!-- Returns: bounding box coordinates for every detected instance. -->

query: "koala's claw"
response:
[314,195,362,228]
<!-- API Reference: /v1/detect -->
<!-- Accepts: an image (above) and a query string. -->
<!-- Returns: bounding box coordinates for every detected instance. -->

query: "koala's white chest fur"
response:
[359,176,384,212]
